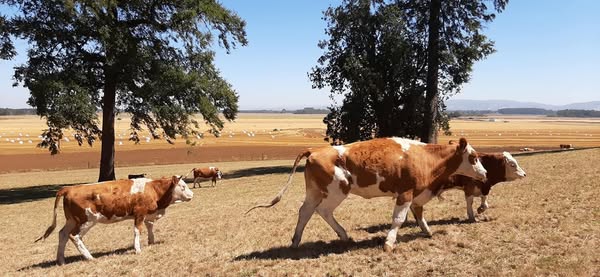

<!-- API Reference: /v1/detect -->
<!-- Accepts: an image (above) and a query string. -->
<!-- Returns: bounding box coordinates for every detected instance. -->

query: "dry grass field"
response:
[1,113,599,275]
[1,149,599,276]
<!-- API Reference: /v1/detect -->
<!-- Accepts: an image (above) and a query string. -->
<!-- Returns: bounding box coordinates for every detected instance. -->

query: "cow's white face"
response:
[216,170,223,179]
[172,177,194,203]
[454,143,487,182]
[503,152,526,181]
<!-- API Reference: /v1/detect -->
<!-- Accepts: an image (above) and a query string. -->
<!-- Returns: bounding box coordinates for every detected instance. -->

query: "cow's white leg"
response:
[69,229,94,261]
[78,220,96,238]
[144,221,155,245]
[134,217,145,254]
[465,195,476,222]
[315,182,349,241]
[291,189,322,248]
[57,219,76,265]
[410,205,432,237]
[477,195,489,214]
[384,201,412,252]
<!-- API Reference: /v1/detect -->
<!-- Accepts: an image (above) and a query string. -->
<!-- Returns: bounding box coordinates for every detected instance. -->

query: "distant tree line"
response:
[449,108,600,117]
[497,108,553,115]
[0,108,36,116]
[553,109,600,117]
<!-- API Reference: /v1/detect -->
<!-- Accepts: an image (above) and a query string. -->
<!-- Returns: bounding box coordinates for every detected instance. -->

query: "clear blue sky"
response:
[0,0,598,109]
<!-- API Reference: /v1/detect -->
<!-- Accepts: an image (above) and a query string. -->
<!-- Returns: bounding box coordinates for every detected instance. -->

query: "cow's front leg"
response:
[144,220,155,245]
[465,195,477,222]
[384,198,412,252]
[134,216,145,254]
[477,195,489,214]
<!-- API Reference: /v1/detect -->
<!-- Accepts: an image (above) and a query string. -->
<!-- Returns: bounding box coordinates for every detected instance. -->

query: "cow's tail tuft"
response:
[35,187,68,242]
[245,149,312,214]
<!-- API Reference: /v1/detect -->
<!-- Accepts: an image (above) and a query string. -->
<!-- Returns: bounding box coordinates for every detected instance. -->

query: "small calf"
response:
[128,173,147,179]
[437,152,526,221]
[189,167,222,188]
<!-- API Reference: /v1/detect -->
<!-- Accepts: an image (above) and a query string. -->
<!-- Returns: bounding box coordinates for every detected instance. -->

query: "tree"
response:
[312,0,506,144]
[0,0,247,181]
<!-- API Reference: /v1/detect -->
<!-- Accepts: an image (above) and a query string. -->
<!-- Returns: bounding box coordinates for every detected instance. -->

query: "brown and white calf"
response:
[36,176,193,265]
[439,152,526,221]
[189,167,222,188]
[247,137,487,251]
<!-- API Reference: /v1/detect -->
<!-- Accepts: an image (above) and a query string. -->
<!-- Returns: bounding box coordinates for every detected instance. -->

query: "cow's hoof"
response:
[477,206,487,214]
[383,243,395,252]
[467,217,478,223]
[422,231,433,238]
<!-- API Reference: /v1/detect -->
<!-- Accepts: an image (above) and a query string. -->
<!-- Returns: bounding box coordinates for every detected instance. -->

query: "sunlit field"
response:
[1,149,598,275]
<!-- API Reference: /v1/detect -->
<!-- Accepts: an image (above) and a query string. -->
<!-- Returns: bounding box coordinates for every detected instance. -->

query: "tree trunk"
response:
[98,75,117,181]
[421,0,441,143]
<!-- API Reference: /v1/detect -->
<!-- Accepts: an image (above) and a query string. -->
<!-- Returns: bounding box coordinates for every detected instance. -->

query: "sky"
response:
[0,0,598,109]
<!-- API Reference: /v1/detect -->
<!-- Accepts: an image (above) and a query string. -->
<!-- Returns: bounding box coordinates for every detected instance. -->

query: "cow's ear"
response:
[171,176,180,185]
[459,138,468,151]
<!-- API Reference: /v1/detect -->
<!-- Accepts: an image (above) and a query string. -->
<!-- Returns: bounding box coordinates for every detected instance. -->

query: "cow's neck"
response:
[424,145,462,191]
[153,179,176,210]
[481,153,506,185]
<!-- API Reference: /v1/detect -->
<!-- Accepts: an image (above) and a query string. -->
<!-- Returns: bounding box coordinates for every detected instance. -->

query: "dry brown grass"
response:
[1,149,599,276]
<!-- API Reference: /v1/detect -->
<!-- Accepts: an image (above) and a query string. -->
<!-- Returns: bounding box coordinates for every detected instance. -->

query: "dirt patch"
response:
[0,145,310,174]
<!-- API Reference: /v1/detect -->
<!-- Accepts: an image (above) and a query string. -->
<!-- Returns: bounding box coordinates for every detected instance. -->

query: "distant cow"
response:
[247,137,487,252]
[35,176,193,265]
[560,144,573,149]
[128,173,147,179]
[189,167,222,188]
[437,152,526,222]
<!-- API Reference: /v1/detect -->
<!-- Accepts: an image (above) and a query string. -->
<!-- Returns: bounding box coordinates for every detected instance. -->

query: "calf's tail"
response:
[245,149,311,214]
[35,187,68,242]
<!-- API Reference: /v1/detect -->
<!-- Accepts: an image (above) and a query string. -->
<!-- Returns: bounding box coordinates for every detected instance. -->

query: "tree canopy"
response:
[0,0,247,180]
[311,0,506,144]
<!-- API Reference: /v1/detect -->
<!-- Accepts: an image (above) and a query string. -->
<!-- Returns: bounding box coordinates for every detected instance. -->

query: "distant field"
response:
[0,149,598,275]
[0,113,599,174]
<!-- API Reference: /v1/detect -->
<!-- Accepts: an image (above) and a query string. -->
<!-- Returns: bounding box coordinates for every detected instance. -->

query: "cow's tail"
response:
[245,149,311,214]
[183,168,195,179]
[35,187,69,242]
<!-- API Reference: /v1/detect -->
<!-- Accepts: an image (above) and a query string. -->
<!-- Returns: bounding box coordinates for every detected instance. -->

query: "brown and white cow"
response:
[247,137,487,252]
[437,152,526,222]
[36,176,193,265]
[189,167,222,188]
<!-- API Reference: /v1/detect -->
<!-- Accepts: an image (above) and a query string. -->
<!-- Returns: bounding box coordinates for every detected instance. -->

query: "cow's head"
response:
[171,176,194,203]
[216,169,223,179]
[453,138,487,182]
[502,152,526,180]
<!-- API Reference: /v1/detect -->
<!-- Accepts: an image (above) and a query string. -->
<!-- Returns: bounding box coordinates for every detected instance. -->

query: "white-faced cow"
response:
[190,167,222,188]
[438,152,526,221]
[247,137,487,252]
[35,176,193,265]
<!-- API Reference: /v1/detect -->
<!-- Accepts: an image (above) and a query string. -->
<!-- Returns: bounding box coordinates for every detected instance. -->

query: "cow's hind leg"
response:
[477,195,489,214]
[57,219,76,265]
[384,194,412,252]
[291,188,322,248]
[134,216,145,254]
[69,223,95,261]
[316,180,349,242]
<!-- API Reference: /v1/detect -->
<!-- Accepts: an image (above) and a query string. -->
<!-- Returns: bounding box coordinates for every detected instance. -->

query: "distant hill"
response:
[447,100,600,111]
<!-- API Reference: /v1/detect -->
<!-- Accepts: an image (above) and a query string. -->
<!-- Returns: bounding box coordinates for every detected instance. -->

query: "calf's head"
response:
[501,151,526,180]
[452,138,487,182]
[171,176,194,203]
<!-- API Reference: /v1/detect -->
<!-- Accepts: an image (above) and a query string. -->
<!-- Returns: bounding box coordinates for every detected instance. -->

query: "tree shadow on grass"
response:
[18,246,132,271]
[224,165,305,179]
[0,183,81,205]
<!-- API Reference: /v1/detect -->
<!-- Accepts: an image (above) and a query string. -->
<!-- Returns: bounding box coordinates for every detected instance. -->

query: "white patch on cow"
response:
[503,151,526,180]
[209,166,215,170]
[388,137,424,152]
[85,208,130,224]
[413,189,434,206]
[130,178,151,194]
[332,145,346,157]
[134,227,142,254]
[385,201,412,249]
[349,172,395,199]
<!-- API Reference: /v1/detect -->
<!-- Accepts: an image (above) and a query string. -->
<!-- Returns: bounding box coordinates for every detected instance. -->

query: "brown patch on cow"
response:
[442,153,507,196]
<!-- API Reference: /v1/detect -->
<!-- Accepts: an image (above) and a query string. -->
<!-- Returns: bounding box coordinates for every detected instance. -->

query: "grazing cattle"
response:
[128,173,147,179]
[247,137,487,252]
[560,144,573,149]
[189,167,222,188]
[437,152,526,222]
[35,176,193,265]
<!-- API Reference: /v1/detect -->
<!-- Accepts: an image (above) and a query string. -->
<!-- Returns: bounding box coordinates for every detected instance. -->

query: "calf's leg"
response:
[291,188,322,248]
[315,182,349,241]
[57,219,76,265]
[384,193,413,252]
[69,224,95,261]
